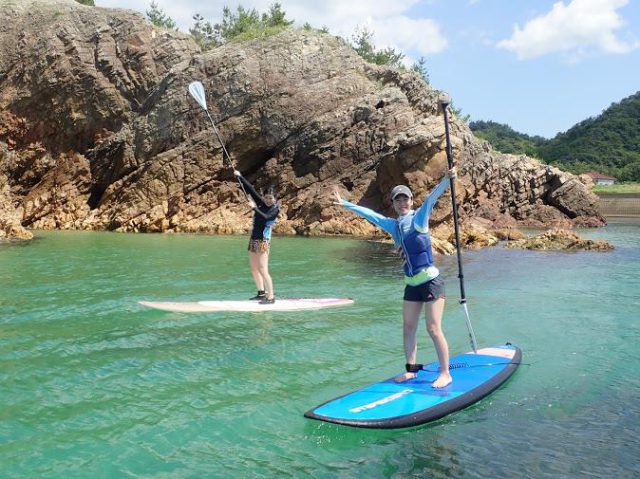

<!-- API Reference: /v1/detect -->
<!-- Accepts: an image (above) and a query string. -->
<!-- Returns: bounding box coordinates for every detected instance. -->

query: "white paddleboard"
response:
[139,298,354,313]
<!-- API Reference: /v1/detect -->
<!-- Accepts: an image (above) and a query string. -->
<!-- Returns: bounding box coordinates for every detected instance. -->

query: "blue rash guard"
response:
[237,174,279,240]
[339,175,451,286]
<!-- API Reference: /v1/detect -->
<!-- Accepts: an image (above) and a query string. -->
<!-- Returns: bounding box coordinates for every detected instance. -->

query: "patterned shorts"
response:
[248,239,270,254]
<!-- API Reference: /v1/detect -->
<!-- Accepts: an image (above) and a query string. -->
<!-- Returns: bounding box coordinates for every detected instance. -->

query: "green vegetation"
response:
[539,92,640,181]
[470,120,546,157]
[593,183,640,194]
[410,57,429,84]
[302,23,329,34]
[349,28,437,92]
[147,3,430,80]
[75,0,94,5]
[189,14,218,50]
[351,27,404,69]
[470,91,640,181]
[183,3,433,84]
[214,3,293,43]
[189,3,293,50]
[146,1,177,30]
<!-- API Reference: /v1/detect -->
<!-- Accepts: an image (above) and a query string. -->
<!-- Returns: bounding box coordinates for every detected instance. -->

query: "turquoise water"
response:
[1,221,639,478]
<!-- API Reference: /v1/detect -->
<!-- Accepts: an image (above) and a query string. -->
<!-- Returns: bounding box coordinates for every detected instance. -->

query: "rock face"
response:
[0,0,606,241]
[1,150,33,240]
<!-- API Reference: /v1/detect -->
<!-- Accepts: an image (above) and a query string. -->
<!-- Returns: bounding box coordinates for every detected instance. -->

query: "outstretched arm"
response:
[333,190,397,237]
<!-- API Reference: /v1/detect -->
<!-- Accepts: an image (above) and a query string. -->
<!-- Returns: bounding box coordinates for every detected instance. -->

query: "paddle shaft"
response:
[203,110,250,200]
[189,82,249,200]
[203,111,233,167]
[441,101,478,352]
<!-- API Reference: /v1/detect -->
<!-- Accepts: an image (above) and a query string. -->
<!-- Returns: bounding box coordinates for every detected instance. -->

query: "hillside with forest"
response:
[470,91,640,181]
[467,121,545,158]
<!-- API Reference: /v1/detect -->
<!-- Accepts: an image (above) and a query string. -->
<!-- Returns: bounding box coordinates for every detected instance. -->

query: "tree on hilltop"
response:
[189,3,293,50]
[351,27,404,68]
[190,13,218,50]
[146,1,177,30]
[215,3,293,42]
[411,57,429,84]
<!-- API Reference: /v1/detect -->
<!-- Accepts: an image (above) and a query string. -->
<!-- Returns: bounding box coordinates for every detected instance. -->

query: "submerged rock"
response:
[506,229,614,251]
[448,228,499,250]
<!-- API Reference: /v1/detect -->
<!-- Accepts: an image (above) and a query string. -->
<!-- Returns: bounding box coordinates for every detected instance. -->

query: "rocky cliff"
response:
[0,0,605,241]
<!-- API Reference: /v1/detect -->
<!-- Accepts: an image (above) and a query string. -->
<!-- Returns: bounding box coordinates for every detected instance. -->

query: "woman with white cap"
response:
[334,166,456,388]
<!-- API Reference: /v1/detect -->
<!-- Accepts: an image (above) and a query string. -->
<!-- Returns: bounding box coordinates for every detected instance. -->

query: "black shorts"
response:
[403,276,446,303]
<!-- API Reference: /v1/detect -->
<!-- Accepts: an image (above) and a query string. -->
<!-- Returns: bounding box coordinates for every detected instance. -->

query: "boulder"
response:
[506,229,614,251]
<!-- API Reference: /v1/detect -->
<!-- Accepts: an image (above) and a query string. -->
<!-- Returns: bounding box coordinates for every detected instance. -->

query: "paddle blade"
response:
[188,81,208,111]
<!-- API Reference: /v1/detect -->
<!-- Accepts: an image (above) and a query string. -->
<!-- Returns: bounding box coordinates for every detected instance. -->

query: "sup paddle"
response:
[439,93,478,353]
[188,80,249,200]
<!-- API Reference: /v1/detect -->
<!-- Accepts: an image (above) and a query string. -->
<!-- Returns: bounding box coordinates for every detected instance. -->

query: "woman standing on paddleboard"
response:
[234,170,279,304]
[334,167,456,388]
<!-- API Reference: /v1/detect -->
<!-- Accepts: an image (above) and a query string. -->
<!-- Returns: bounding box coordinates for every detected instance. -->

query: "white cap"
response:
[390,185,413,200]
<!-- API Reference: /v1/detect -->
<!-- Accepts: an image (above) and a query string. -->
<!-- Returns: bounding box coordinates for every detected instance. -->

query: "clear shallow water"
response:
[1,222,639,478]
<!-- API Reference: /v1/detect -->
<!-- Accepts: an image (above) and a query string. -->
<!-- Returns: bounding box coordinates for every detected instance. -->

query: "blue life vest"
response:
[400,227,433,276]
[396,214,438,285]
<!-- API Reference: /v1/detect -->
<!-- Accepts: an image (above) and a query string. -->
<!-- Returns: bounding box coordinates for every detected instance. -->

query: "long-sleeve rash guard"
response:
[338,175,451,285]
[237,174,279,241]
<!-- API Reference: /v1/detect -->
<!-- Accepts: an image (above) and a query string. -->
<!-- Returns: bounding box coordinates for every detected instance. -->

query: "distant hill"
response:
[468,120,545,158]
[470,91,640,181]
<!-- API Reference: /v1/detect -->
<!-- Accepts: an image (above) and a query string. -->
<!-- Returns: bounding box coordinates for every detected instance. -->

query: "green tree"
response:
[351,27,404,68]
[190,13,218,50]
[411,57,429,84]
[146,1,177,30]
[470,120,545,156]
[302,22,329,33]
[470,91,640,182]
[216,5,260,40]
[451,102,471,124]
[75,0,95,5]
[214,3,293,43]
[538,91,640,180]
[262,3,291,28]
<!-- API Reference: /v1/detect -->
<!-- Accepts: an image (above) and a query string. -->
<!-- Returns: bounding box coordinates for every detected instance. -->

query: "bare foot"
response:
[394,371,417,383]
[432,373,452,388]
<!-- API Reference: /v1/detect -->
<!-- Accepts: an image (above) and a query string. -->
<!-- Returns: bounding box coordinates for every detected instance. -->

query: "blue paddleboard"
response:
[304,343,521,428]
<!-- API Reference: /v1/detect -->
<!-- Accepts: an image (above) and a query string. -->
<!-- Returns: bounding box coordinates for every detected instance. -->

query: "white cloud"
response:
[497,0,639,60]
[365,16,448,66]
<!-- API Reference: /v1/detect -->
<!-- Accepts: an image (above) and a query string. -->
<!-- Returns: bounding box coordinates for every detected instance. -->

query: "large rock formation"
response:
[0,0,605,241]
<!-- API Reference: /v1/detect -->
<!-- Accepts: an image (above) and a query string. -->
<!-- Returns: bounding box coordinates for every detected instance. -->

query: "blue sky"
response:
[96,0,640,138]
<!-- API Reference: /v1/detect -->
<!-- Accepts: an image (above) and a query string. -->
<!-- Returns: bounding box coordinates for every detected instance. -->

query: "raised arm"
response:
[413,167,456,231]
[234,170,264,207]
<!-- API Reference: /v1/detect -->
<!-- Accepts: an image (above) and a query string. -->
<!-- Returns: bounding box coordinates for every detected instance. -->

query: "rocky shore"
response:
[0,0,607,249]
